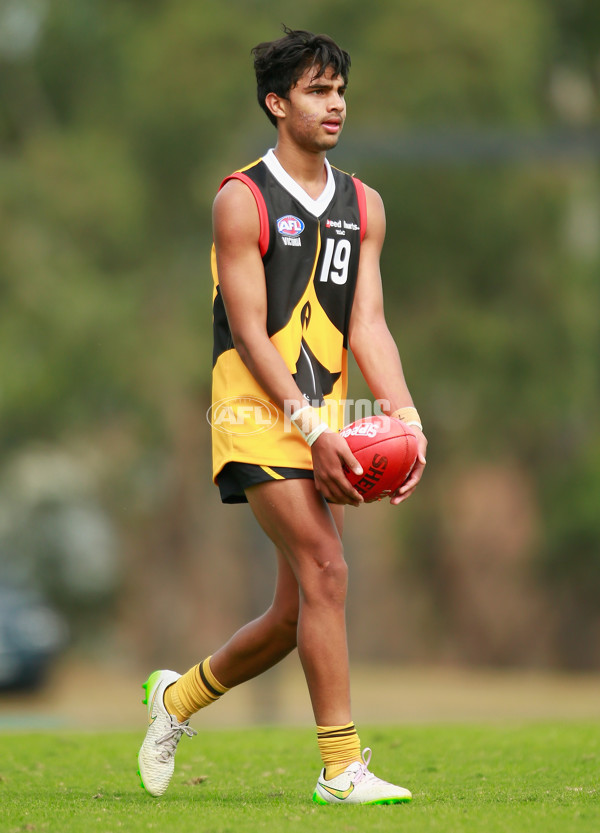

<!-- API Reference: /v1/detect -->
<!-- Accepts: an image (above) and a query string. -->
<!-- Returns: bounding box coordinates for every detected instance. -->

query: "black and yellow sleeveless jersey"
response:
[211,149,367,481]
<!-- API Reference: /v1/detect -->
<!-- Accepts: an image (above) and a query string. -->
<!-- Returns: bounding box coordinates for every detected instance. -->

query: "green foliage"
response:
[0,725,598,832]
[345,0,550,126]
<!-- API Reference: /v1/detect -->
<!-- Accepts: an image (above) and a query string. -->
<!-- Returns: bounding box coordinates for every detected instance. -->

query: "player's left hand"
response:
[390,427,427,505]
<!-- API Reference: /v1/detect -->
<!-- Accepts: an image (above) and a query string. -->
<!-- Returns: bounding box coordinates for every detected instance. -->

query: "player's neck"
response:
[272,141,328,201]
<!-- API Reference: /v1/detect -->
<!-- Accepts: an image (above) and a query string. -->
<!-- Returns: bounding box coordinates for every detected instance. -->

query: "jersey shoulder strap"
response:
[351,176,367,242]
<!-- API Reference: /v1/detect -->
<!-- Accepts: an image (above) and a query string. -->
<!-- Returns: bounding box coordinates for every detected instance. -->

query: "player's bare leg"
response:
[245,478,351,726]
[209,548,300,687]
[138,519,302,798]
[211,499,344,688]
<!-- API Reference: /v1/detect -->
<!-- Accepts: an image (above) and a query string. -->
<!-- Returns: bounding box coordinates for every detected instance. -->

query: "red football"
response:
[340,415,419,502]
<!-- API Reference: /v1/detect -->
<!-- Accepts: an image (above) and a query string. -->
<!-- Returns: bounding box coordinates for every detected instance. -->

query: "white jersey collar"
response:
[262,148,335,218]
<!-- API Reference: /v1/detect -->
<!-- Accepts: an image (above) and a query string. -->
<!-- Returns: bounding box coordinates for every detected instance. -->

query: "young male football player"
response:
[138,26,427,805]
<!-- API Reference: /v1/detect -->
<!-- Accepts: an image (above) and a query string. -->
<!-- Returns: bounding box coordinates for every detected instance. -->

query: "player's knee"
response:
[302,549,348,607]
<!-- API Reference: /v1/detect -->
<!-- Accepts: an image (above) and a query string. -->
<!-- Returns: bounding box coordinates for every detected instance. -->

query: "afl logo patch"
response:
[277,215,305,237]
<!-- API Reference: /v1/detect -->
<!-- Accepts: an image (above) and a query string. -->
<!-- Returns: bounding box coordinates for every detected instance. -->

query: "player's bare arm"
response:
[213,179,363,506]
[213,180,301,405]
[348,185,428,505]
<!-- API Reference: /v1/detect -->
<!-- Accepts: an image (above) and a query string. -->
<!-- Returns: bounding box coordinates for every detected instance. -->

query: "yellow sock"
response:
[317,722,362,780]
[164,656,229,722]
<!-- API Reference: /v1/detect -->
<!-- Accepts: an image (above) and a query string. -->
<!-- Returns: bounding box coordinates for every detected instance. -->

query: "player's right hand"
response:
[311,431,364,506]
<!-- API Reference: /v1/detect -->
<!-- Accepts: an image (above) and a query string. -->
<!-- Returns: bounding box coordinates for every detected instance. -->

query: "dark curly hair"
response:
[252,26,351,127]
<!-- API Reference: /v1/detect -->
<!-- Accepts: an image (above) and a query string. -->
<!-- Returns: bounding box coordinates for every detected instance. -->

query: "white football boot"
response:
[313,747,412,805]
[137,669,197,796]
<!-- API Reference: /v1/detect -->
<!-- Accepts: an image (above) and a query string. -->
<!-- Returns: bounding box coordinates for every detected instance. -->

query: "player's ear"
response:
[265,92,287,121]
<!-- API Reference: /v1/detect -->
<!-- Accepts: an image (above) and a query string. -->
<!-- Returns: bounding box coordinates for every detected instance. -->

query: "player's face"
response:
[282,65,347,152]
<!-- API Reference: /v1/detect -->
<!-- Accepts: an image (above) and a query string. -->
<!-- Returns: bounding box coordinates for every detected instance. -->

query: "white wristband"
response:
[291,405,330,446]
[306,423,330,447]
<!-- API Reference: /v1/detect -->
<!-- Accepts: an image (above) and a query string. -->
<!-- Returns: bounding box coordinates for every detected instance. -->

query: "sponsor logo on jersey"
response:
[326,218,360,234]
[277,215,305,237]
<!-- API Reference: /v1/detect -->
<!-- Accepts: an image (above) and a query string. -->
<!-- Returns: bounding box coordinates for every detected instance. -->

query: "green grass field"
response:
[0,723,597,833]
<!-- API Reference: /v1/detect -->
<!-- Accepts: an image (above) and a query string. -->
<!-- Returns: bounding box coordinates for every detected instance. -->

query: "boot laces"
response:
[155,715,197,762]
[353,747,376,785]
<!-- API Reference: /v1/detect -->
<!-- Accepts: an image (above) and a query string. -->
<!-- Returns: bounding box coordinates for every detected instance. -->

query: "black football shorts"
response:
[216,461,314,504]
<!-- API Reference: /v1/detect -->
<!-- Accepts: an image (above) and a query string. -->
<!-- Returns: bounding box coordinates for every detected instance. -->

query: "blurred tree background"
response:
[1,0,599,679]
